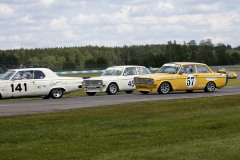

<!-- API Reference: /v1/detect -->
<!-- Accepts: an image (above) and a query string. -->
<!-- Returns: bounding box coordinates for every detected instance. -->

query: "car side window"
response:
[196,65,211,73]
[12,71,33,80]
[34,71,45,79]
[124,67,137,75]
[180,65,195,74]
[137,67,151,75]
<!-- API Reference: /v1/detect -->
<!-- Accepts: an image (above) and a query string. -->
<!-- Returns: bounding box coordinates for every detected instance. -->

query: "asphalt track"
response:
[0,85,240,116]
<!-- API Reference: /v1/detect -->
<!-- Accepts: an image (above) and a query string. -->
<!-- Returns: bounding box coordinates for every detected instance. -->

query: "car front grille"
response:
[134,78,152,84]
[83,80,102,86]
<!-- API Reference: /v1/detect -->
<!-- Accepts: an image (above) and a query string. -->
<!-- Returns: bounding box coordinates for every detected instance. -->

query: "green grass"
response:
[227,79,240,86]
[1,95,240,160]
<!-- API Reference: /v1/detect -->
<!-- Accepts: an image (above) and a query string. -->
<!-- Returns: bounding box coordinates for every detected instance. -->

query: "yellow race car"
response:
[134,62,228,94]
[228,72,237,79]
[217,68,226,74]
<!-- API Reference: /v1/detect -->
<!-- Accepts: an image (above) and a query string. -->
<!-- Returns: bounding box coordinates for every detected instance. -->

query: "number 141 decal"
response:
[11,83,27,92]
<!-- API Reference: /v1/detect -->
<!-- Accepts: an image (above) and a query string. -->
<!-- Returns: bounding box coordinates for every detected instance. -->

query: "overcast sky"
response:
[0,0,239,50]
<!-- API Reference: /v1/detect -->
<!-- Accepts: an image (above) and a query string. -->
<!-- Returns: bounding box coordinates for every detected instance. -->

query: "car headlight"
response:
[98,80,103,85]
[82,81,86,85]
[149,79,153,84]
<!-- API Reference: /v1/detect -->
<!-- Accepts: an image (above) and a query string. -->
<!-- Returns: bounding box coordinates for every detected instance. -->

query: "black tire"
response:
[106,83,118,95]
[204,81,216,92]
[140,91,149,94]
[50,88,63,99]
[125,91,133,94]
[42,95,51,99]
[86,92,96,96]
[158,82,171,94]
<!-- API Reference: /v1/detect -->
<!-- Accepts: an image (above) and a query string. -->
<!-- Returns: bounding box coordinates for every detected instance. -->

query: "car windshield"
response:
[102,70,123,76]
[157,65,180,74]
[0,71,15,80]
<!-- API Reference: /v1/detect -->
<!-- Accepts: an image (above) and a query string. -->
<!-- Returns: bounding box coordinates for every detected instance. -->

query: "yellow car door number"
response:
[186,75,196,88]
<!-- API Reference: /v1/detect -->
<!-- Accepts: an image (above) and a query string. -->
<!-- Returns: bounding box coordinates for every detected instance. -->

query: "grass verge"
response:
[0,95,240,160]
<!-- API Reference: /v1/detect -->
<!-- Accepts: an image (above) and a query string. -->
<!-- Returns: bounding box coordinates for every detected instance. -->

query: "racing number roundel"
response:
[186,75,196,88]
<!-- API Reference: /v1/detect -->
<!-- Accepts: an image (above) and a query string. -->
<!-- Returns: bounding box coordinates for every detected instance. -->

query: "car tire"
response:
[140,91,149,94]
[204,81,216,92]
[158,82,171,94]
[125,91,133,94]
[106,83,118,95]
[86,92,96,96]
[50,88,63,99]
[42,95,51,99]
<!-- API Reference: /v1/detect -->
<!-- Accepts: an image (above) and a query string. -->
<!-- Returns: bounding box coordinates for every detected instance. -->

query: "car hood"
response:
[84,76,121,81]
[136,73,174,79]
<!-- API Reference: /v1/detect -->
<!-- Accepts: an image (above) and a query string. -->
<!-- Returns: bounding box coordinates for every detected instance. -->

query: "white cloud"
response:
[195,3,220,12]
[116,24,133,33]
[157,1,175,12]
[63,30,78,40]
[8,35,21,42]
[49,16,70,30]
[73,14,99,24]
[0,36,6,41]
[39,0,55,7]
[0,3,14,16]
[20,15,35,23]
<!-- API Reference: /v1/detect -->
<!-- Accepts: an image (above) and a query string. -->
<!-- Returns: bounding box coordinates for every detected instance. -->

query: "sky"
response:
[0,0,239,50]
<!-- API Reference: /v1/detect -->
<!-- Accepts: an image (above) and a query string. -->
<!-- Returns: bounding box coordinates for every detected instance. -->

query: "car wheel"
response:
[107,83,118,95]
[50,88,63,99]
[204,81,216,92]
[125,91,133,94]
[86,92,96,96]
[140,91,149,94]
[158,82,171,94]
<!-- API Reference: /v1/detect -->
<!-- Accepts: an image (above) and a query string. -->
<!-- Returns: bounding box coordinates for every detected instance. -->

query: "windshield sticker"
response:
[106,67,124,71]
[186,75,196,88]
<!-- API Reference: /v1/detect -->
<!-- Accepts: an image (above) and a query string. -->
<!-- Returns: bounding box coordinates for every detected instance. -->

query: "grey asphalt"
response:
[0,85,240,116]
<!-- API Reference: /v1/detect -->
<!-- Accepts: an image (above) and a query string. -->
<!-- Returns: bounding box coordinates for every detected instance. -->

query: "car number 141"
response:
[11,83,27,92]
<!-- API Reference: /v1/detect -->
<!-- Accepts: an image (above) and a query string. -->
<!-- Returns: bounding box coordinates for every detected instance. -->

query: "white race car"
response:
[0,68,83,99]
[83,65,151,96]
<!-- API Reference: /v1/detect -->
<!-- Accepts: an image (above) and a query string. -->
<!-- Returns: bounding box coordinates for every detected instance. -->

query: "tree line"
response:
[0,39,240,71]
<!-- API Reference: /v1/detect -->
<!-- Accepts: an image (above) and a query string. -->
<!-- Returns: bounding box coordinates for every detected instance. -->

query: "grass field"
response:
[0,95,240,160]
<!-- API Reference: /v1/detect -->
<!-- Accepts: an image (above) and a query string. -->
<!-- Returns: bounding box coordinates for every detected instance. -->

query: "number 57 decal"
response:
[11,83,27,92]
[186,75,196,88]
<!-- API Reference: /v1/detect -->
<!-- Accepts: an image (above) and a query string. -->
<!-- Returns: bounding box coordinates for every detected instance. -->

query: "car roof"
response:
[107,65,146,68]
[7,68,59,78]
[8,68,52,72]
[165,62,206,65]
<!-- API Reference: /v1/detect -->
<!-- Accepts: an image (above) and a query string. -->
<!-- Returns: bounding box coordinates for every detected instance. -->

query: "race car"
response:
[0,68,82,99]
[82,65,151,96]
[228,72,237,79]
[217,68,226,74]
[134,62,228,94]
